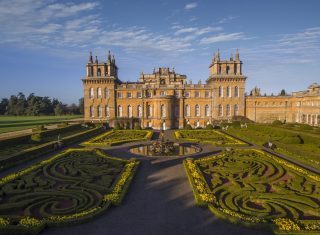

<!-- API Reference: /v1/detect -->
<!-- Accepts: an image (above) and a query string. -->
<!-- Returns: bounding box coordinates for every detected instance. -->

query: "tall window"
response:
[218,104,223,117]
[117,92,122,98]
[185,104,190,117]
[97,68,101,76]
[234,86,239,97]
[97,87,102,98]
[128,105,132,117]
[137,92,142,98]
[185,91,190,98]
[195,91,200,98]
[234,104,239,116]
[226,66,230,74]
[118,105,122,117]
[127,92,132,98]
[226,86,231,97]
[219,86,223,97]
[147,105,152,117]
[90,106,94,117]
[97,105,102,117]
[161,104,166,117]
[174,106,179,117]
[105,105,110,117]
[137,105,142,117]
[195,104,200,117]
[226,104,231,116]
[105,88,109,98]
[205,105,210,117]
[205,91,210,98]
[89,88,94,99]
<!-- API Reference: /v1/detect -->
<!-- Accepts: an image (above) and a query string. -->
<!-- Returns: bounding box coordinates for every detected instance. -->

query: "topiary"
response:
[272,120,283,126]
[205,124,214,130]
[31,132,44,142]
[185,124,193,130]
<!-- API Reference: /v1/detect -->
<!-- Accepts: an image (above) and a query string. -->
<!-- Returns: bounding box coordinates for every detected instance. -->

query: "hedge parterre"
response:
[175,130,246,146]
[81,130,153,147]
[184,149,320,234]
[0,148,139,233]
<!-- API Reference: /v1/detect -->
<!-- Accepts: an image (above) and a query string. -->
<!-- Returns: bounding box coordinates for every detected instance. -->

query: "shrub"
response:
[205,124,214,130]
[231,121,241,128]
[196,127,203,129]
[31,133,43,143]
[272,120,283,126]
[114,123,122,130]
[134,124,142,130]
[185,124,193,130]
[280,136,303,144]
[32,125,46,132]
[299,124,313,130]
[144,127,153,130]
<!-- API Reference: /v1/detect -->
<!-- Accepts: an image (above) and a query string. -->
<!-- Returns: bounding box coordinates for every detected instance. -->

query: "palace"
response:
[82,50,320,129]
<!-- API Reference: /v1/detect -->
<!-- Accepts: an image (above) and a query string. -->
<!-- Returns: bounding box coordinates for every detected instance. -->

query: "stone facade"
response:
[82,50,246,130]
[82,50,320,128]
[246,83,320,126]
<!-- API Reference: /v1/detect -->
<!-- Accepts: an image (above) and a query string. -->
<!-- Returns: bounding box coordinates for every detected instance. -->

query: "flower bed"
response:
[0,148,139,234]
[175,130,246,146]
[184,149,320,234]
[81,130,153,147]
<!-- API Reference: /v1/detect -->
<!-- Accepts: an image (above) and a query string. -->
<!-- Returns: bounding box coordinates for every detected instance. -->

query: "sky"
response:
[0,0,319,104]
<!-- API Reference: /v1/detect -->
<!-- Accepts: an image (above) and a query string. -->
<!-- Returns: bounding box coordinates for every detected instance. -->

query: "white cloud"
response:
[200,32,246,44]
[185,2,198,10]
[175,26,222,36]
[218,16,237,24]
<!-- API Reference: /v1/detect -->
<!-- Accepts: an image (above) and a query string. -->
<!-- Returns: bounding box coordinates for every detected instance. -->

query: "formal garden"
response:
[175,130,247,146]
[0,148,139,234]
[184,149,320,234]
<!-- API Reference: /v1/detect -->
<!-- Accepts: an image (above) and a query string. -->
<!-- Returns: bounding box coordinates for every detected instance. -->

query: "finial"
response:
[216,49,220,61]
[88,51,93,63]
[172,67,175,72]
[108,50,111,61]
[212,50,215,61]
[95,56,98,63]
[230,52,233,61]
[112,54,115,63]
[235,48,239,60]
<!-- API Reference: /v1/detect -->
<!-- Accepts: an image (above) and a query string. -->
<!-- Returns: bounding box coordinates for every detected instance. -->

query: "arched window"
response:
[128,105,132,117]
[205,105,210,117]
[234,104,239,116]
[137,105,142,117]
[105,105,110,117]
[226,86,231,97]
[219,86,223,97]
[226,66,230,74]
[218,104,223,117]
[185,104,190,117]
[97,87,102,98]
[226,104,231,116]
[105,88,109,98]
[234,86,239,97]
[147,105,152,117]
[195,104,200,117]
[161,104,166,117]
[90,106,94,117]
[118,105,122,117]
[97,68,101,76]
[97,105,102,117]
[89,88,94,99]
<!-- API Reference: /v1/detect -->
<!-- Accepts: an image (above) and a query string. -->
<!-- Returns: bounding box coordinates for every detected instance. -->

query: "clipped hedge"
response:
[0,127,104,171]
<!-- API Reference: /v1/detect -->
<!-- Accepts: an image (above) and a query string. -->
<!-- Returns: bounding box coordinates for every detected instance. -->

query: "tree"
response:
[78,98,84,115]
[16,92,26,115]
[0,98,8,115]
[54,103,65,116]
[6,95,18,115]
[279,89,286,96]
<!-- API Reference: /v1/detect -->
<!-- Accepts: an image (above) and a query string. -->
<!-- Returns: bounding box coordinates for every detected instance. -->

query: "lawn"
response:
[175,130,246,146]
[0,148,139,233]
[81,130,153,147]
[0,115,82,134]
[184,149,320,234]
[225,124,320,170]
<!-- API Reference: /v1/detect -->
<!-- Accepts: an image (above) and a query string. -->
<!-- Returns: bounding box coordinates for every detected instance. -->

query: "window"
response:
[105,105,110,117]
[118,105,122,117]
[185,104,190,117]
[219,86,223,97]
[195,91,200,98]
[137,92,142,98]
[105,88,109,98]
[90,106,94,117]
[127,92,132,98]
[137,105,142,117]
[117,92,122,98]
[97,68,101,76]
[175,106,179,117]
[226,86,231,97]
[161,104,166,117]
[234,104,238,116]
[205,91,210,98]
[89,88,94,99]
[147,105,152,117]
[234,86,239,97]
[218,104,223,117]
[226,66,230,74]
[160,91,166,97]
[174,90,179,97]
[205,105,210,117]
[226,104,231,116]
[185,91,190,98]
[97,105,102,117]
[195,104,200,117]
[146,91,152,98]
[128,105,132,117]
[97,87,102,98]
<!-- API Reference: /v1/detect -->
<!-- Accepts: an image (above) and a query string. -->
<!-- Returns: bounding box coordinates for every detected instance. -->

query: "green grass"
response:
[184,149,320,234]
[0,115,83,134]
[0,148,139,233]
[226,124,320,170]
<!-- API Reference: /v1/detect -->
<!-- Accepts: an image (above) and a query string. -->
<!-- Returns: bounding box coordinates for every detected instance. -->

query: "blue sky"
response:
[0,0,319,104]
